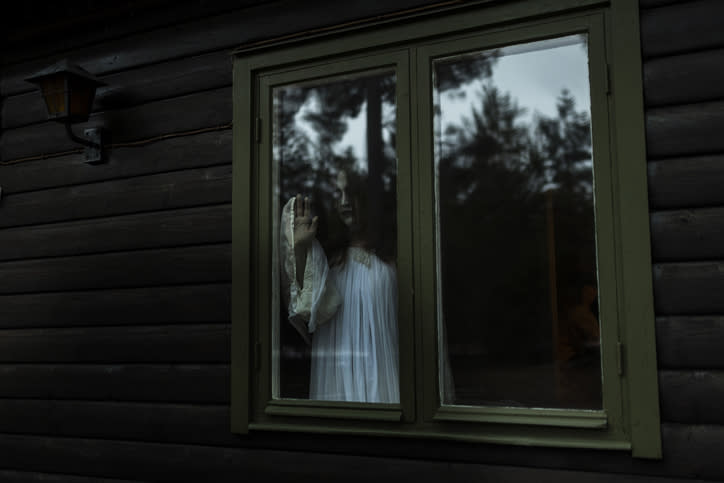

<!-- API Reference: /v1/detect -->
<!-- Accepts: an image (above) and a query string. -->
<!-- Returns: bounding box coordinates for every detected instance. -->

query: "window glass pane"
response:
[434,35,601,409]
[272,70,399,403]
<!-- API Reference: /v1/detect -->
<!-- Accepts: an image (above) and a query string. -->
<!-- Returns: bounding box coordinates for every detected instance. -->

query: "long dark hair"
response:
[317,169,396,266]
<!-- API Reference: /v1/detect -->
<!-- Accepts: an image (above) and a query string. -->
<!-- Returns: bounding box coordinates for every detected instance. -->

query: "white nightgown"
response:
[310,247,399,403]
[280,197,400,403]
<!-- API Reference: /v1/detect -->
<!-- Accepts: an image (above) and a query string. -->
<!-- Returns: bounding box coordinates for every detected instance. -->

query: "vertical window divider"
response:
[413,42,439,424]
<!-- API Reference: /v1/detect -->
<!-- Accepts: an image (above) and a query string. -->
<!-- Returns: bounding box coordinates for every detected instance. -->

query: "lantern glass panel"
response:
[68,78,96,122]
[40,75,68,118]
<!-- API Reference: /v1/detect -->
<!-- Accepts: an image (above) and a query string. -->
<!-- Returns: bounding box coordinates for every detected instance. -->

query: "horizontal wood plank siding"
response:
[641,0,724,476]
[650,207,724,261]
[0,204,231,261]
[0,0,443,97]
[0,244,230,294]
[0,324,230,363]
[0,469,143,483]
[0,433,720,483]
[656,317,724,369]
[638,0,687,7]
[625,263,724,319]
[647,156,724,209]
[653,262,724,314]
[0,87,232,161]
[640,0,724,58]
[0,165,231,228]
[0,400,237,447]
[2,0,263,66]
[0,364,229,403]
[643,48,724,108]
[0,284,230,328]
[2,50,233,130]
[0,0,722,481]
[659,371,724,424]
[0,129,231,195]
[646,101,724,159]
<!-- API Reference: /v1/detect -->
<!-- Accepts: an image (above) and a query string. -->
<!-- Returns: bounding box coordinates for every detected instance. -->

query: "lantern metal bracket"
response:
[25,60,109,165]
[65,122,105,164]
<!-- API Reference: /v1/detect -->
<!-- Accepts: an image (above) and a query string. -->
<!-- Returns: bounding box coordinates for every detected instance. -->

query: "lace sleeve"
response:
[280,197,342,344]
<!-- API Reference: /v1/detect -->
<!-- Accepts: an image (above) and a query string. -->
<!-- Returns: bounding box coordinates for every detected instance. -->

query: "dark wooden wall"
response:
[1,0,724,481]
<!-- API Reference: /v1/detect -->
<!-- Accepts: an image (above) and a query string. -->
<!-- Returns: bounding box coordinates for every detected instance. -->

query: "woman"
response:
[280,169,399,403]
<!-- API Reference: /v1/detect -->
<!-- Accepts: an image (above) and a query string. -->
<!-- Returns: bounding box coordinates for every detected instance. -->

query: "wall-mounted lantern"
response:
[26,60,108,164]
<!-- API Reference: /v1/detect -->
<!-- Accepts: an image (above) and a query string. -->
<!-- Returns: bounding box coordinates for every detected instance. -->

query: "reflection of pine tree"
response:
[440,85,531,202]
[277,53,497,202]
[276,86,314,203]
[276,56,496,255]
[531,90,596,321]
[532,89,593,200]
[276,75,390,206]
[435,53,495,94]
[438,85,595,365]
[439,86,549,363]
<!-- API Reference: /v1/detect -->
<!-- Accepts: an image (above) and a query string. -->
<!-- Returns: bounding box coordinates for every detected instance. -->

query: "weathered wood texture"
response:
[0,204,231,261]
[1,368,722,470]
[659,371,724,424]
[0,324,229,363]
[646,101,724,159]
[0,0,444,96]
[0,469,143,483]
[650,207,724,261]
[657,424,724,480]
[642,14,724,460]
[2,50,232,130]
[653,263,724,315]
[0,129,231,195]
[0,164,231,228]
[638,0,687,8]
[1,87,232,161]
[656,317,724,369]
[0,406,712,482]
[640,0,724,58]
[0,400,237,447]
[647,156,724,209]
[0,284,230,328]
[2,0,261,66]
[643,48,724,108]
[0,364,229,403]
[0,432,721,483]
[0,244,230,294]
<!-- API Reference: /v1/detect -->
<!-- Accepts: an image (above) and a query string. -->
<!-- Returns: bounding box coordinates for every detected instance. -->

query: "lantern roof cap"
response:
[26,60,105,86]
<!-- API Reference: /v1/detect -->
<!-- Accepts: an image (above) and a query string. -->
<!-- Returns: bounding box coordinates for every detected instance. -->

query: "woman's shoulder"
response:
[345,247,396,274]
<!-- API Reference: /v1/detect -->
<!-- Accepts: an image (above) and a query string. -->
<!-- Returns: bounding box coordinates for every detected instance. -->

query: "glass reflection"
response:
[273,70,399,403]
[434,35,601,409]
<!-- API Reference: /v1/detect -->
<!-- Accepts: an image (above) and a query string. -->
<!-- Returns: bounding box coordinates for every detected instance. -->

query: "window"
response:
[231,0,661,458]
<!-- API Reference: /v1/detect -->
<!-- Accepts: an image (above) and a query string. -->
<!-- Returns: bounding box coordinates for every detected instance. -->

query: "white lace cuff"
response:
[280,197,341,344]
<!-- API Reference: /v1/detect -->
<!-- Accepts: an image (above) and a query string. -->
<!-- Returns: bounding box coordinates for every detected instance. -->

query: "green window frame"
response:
[231,0,661,458]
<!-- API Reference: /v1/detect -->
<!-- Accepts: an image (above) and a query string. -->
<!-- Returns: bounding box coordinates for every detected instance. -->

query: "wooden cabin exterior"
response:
[1,0,723,481]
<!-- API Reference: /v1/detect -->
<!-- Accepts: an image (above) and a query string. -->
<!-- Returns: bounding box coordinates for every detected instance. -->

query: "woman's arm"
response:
[293,194,318,287]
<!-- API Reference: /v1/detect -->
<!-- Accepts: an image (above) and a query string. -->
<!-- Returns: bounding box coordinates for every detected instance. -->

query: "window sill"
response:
[433,405,607,429]
[265,399,403,422]
[246,420,631,451]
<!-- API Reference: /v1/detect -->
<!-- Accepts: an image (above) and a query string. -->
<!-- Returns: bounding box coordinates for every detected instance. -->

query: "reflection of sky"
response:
[294,96,367,159]
[337,108,366,159]
[292,87,395,172]
[300,35,590,161]
[440,35,590,130]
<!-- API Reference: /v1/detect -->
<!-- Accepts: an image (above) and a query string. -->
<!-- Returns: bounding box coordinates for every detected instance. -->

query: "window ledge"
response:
[433,405,608,429]
[265,399,403,421]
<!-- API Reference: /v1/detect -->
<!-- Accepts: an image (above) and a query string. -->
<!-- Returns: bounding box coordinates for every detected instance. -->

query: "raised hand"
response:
[293,194,318,249]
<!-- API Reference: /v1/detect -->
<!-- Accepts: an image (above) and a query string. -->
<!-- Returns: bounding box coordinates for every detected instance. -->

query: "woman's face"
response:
[334,170,357,228]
